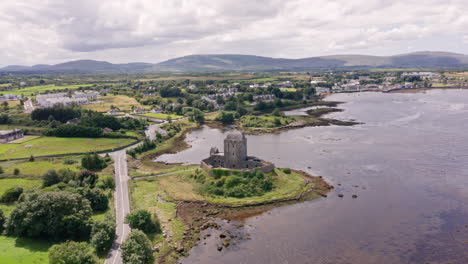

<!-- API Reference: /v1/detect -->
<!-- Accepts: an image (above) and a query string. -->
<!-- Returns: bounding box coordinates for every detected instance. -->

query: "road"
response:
[105,150,131,264]
[105,121,167,264]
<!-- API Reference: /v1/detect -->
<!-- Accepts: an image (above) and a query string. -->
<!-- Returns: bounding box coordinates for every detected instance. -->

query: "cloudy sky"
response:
[0,0,467,66]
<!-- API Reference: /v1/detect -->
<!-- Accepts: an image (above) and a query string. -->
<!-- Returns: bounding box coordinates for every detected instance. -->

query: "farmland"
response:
[0,84,94,95]
[0,136,135,159]
[82,95,145,112]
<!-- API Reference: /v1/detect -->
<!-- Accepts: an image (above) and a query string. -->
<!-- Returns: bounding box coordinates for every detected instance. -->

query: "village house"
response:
[253,94,276,102]
[0,129,24,143]
[276,81,294,88]
[107,108,121,115]
[133,107,147,114]
[151,107,163,113]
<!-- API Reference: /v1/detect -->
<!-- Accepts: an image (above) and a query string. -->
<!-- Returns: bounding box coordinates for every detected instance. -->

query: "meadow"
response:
[0,156,81,178]
[133,168,307,207]
[0,84,94,96]
[82,95,145,112]
[140,112,183,120]
[0,178,42,215]
[0,236,50,264]
[0,136,135,159]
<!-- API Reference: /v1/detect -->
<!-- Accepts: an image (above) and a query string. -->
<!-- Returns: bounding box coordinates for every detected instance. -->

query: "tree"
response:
[82,153,107,171]
[79,188,109,211]
[0,166,3,174]
[90,219,115,253]
[13,168,20,175]
[217,111,235,124]
[274,118,282,127]
[121,230,154,264]
[5,191,92,240]
[272,108,283,117]
[1,187,23,202]
[125,209,160,234]
[0,209,5,233]
[77,170,98,188]
[42,170,61,187]
[190,108,205,123]
[49,241,98,264]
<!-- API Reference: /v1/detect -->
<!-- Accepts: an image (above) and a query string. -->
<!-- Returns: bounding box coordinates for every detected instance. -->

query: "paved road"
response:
[105,150,131,264]
[145,122,167,140]
[105,120,168,264]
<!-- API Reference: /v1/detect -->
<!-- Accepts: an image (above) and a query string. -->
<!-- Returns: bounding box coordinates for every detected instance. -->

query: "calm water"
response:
[157,90,468,264]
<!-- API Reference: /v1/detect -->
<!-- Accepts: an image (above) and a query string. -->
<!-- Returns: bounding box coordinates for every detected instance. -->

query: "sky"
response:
[0,0,467,66]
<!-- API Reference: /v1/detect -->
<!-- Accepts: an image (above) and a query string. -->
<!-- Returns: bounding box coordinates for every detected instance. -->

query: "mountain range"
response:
[2,51,468,73]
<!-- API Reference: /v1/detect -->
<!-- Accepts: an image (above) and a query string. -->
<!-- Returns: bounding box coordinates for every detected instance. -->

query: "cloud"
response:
[0,0,467,66]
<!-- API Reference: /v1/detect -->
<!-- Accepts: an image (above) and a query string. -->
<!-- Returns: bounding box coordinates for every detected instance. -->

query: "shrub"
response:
[29,155,35,162]
[90,219,115,253]
[48,241,98,264]
[97,176,115,190]
[283,168,292,174]
[13,168,20,175]
[125,209,160,234]
[0,166,3,174]
[121,230,154,264]
[63,159,77,165]
[77,170,98,188]
[1,187,24,203]
[42,170,61,187]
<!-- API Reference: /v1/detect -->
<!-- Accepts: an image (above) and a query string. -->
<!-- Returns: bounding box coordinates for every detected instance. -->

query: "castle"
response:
[201,131,274,173]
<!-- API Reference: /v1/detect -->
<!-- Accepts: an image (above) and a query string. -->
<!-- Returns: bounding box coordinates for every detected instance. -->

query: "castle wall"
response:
[224,136,247,169]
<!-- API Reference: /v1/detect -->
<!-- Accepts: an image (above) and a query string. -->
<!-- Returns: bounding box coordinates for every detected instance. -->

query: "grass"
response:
[140,112,183,120]
[0,236,51,264]
[0,125,46,131]
[0,84,94,96]
[82,95,145,112]
[0,178,42,215]
[432,83,453,87]
[279,87,297,92]
[240,115,296,129]
[0,157,81,178]
[1,100,21,107]
[0,136,135,159]
[130,177,187,261]
[135,167,307,207]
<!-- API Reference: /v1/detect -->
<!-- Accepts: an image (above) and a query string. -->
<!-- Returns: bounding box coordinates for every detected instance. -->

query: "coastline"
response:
[131,118,334,263]
[386,86,468,93]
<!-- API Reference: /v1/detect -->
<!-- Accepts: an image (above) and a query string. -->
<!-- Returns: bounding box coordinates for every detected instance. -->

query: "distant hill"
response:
[2,51,468,73]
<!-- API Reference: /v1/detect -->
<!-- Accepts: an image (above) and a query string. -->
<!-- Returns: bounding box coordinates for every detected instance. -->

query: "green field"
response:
[0,84,94,96]
[0,157,81,178]
[432,83,452,87]
[279,87,297,92]
[0,236,51,264]
[141,112,183,120]
[240,114,296,128]
[0,178,42,215]
[83,95,145,112]
[0,136,135,159]
[133,168,307,206]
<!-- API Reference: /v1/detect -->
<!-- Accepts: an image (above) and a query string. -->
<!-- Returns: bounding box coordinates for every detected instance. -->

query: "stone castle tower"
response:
[223,131,247,169]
